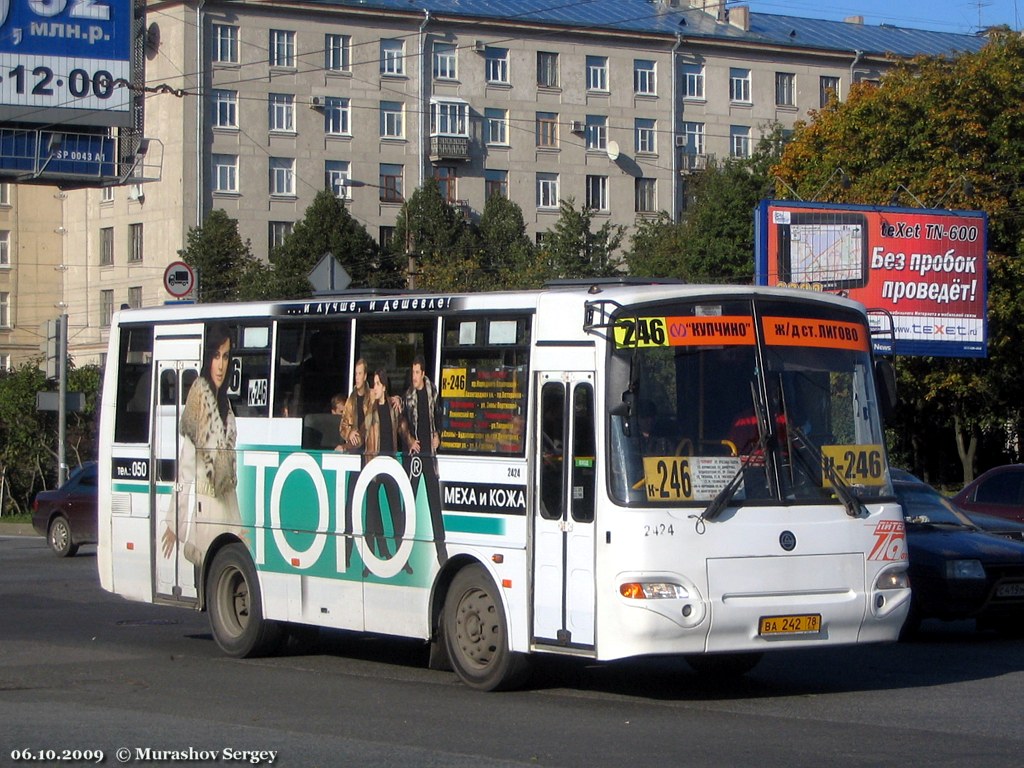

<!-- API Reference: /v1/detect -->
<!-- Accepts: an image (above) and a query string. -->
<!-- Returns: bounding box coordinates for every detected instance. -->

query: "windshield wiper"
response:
[702,381,768,523]
[789,424,866,518]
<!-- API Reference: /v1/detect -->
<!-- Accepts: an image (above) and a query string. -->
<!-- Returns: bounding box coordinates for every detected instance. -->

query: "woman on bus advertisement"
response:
[361,368,411,575]
[160,322,243,565]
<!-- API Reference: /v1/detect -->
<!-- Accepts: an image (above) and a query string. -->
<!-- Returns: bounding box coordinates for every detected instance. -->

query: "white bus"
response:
[97,281,910,690]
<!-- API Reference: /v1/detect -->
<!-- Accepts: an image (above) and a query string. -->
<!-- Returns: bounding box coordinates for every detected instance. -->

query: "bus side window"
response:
[113,327,153,444]
[539,383,565,520]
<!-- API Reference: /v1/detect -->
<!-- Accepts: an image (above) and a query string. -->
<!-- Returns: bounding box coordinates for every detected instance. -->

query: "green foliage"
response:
[270,189,400,297]
[775,33,1024,481]
[179,209,262,302]
[542,198,624,279]
[477,194,545,289]
[0,361,101,514]
[626,131,783,282]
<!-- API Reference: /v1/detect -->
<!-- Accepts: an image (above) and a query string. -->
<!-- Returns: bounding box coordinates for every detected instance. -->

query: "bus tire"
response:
[684,652,763,677]
[444,564,529,691]
[48,516,78,558]
[207,543,282,658]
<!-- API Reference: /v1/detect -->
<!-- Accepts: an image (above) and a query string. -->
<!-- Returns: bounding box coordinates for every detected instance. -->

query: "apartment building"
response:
[4,0,986,366]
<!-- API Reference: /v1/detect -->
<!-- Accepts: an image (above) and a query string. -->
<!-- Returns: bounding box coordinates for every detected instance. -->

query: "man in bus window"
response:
[340,358,369,453]
[403,355,447,565]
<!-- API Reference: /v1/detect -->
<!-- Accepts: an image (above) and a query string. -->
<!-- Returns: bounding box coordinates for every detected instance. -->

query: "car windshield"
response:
[896,483,973,527]
[607,296,892,509]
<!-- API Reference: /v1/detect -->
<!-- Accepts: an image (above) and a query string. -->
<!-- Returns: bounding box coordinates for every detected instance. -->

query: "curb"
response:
[0,523,38,536]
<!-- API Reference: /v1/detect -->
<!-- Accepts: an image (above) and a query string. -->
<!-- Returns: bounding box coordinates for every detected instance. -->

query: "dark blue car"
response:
[894,475,1024,637]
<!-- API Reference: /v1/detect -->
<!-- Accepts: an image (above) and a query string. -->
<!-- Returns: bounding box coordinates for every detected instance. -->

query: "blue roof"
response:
[297,0,987,57]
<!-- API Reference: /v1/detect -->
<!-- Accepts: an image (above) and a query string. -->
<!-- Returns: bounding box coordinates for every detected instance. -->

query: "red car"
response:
[31,462,98,557]
[953,465,1024,524]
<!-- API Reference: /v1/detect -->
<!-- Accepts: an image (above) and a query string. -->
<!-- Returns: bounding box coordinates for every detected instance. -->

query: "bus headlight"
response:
[874,569,910,591]
[620,582,689,600]
[946,559,986,580]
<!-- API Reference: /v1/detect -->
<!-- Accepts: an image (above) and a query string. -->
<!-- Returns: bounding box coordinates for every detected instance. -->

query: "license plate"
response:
[758,614,822,635]
[996,583,1024,598]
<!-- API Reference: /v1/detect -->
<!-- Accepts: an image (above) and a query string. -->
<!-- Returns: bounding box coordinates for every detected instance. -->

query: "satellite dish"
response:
[606,140,620,161]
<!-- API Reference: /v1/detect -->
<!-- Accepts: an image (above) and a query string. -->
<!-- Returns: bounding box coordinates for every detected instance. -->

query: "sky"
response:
[737,0,1019,35]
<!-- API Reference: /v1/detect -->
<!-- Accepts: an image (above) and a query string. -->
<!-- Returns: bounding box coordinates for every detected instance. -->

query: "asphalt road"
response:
[2,531,1024,768]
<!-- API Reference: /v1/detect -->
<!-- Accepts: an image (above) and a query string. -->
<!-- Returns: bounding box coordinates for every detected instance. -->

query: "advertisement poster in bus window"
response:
[754,200,987,358]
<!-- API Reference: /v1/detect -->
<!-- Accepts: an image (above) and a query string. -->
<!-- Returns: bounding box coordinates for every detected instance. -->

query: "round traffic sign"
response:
[163,261,196,298]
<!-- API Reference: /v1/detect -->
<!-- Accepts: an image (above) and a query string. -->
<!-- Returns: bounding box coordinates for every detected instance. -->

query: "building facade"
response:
[2,0,986,366]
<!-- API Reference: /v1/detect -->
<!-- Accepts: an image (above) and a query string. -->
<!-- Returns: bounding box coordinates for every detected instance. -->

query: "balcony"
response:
[430,135,470,162]
[679,153,709,174]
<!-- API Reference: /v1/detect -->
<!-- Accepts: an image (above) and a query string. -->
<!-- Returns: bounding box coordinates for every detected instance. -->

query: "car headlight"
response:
[946,559,986,580]
[619,582,689,599]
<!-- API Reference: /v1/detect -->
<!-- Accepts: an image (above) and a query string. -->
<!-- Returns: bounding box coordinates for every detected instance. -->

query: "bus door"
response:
[152,330,203,603]
[533,371,597,650]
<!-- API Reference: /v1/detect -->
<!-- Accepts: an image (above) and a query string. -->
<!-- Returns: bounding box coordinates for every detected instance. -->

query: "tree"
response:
[477,194,545,289]
[543,199,624,280]
[774,32,1024,482]
[626,130,784,282]
[179,209,263,302]
[393,180,474,290]
[270,189,399,297]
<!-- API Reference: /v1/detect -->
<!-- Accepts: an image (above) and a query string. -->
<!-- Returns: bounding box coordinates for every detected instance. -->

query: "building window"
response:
[682,121,705,155]
[213,154,238,193]
[0,291,8,327]
[269,93,295,132]
[325,160,351,198]
[585,115,607,151]
[380,101,404,138]
[587,55,608,92]
[99,227,113,266]
[820,75,840,106]
[730,68,751,103]
[537,51,558,88]
[381,39,405,75]
[101,186,114,202]
[213,24,238,64]
[269,221,293,252]
[0,230,9,266]
[434,166,457,202]
[269,157,296,196]
[0,353,9,371]
[212,89,238,128]
[128,223,143,262]
[324,97,350,135]
[379,226,395,251]
[776,72,795,107]
[683,63,704,99]
[536,112,558,148]
[485,169,508,199]
[730,125,751,158]
[433,42,456,80]
[128,286,142,309]
[537,172,559,209]
[635,118,656,154]
[99,289,113,328]
[379,164,404,202]
[325,33,351,72]
[635,178,657,213]
[269,29,295,67]
[485,108,508,145]
[586,175,609,212]
[431,100,468,136]
[486,47,509,84]
[634,59,656,96]
[0,183,9,206]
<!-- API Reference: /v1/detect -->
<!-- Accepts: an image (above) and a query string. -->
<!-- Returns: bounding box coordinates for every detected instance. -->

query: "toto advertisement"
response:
[755,200,988,358]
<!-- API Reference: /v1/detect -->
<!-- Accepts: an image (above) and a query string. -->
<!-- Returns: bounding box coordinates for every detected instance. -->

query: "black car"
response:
[894,475,1024,637]
[31,462,98,557]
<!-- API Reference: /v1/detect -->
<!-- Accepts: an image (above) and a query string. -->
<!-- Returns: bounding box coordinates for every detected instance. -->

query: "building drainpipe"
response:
[196,0,207,229]
[671,33,683,223]
[849,49,863,94]
[418,10,431,190]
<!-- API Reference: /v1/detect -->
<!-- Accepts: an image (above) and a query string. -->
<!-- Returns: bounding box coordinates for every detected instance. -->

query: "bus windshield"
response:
[607,296,891,508]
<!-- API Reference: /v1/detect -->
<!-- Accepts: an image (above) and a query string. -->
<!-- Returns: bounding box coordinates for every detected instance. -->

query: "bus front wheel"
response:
[444,564,529,691]
[207,543,282,658]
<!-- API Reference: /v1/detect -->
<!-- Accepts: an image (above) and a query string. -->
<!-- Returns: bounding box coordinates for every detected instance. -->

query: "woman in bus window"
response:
[161,322,242,565]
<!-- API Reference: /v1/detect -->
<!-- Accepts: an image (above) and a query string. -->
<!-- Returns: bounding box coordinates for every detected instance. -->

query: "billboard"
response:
[755,201,987,358]
[0,0,134,127]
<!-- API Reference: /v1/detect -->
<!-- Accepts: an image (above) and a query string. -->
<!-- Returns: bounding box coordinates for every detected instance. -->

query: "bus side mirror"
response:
[874,359,897,423]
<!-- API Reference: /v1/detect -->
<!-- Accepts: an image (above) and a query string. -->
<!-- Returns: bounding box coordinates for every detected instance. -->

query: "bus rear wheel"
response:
[207,543,282,658]
[444,564,529,691]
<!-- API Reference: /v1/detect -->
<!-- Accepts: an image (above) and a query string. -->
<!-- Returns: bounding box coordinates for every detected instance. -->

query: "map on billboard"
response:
[776,211,868,290]
[0,0,134,127]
